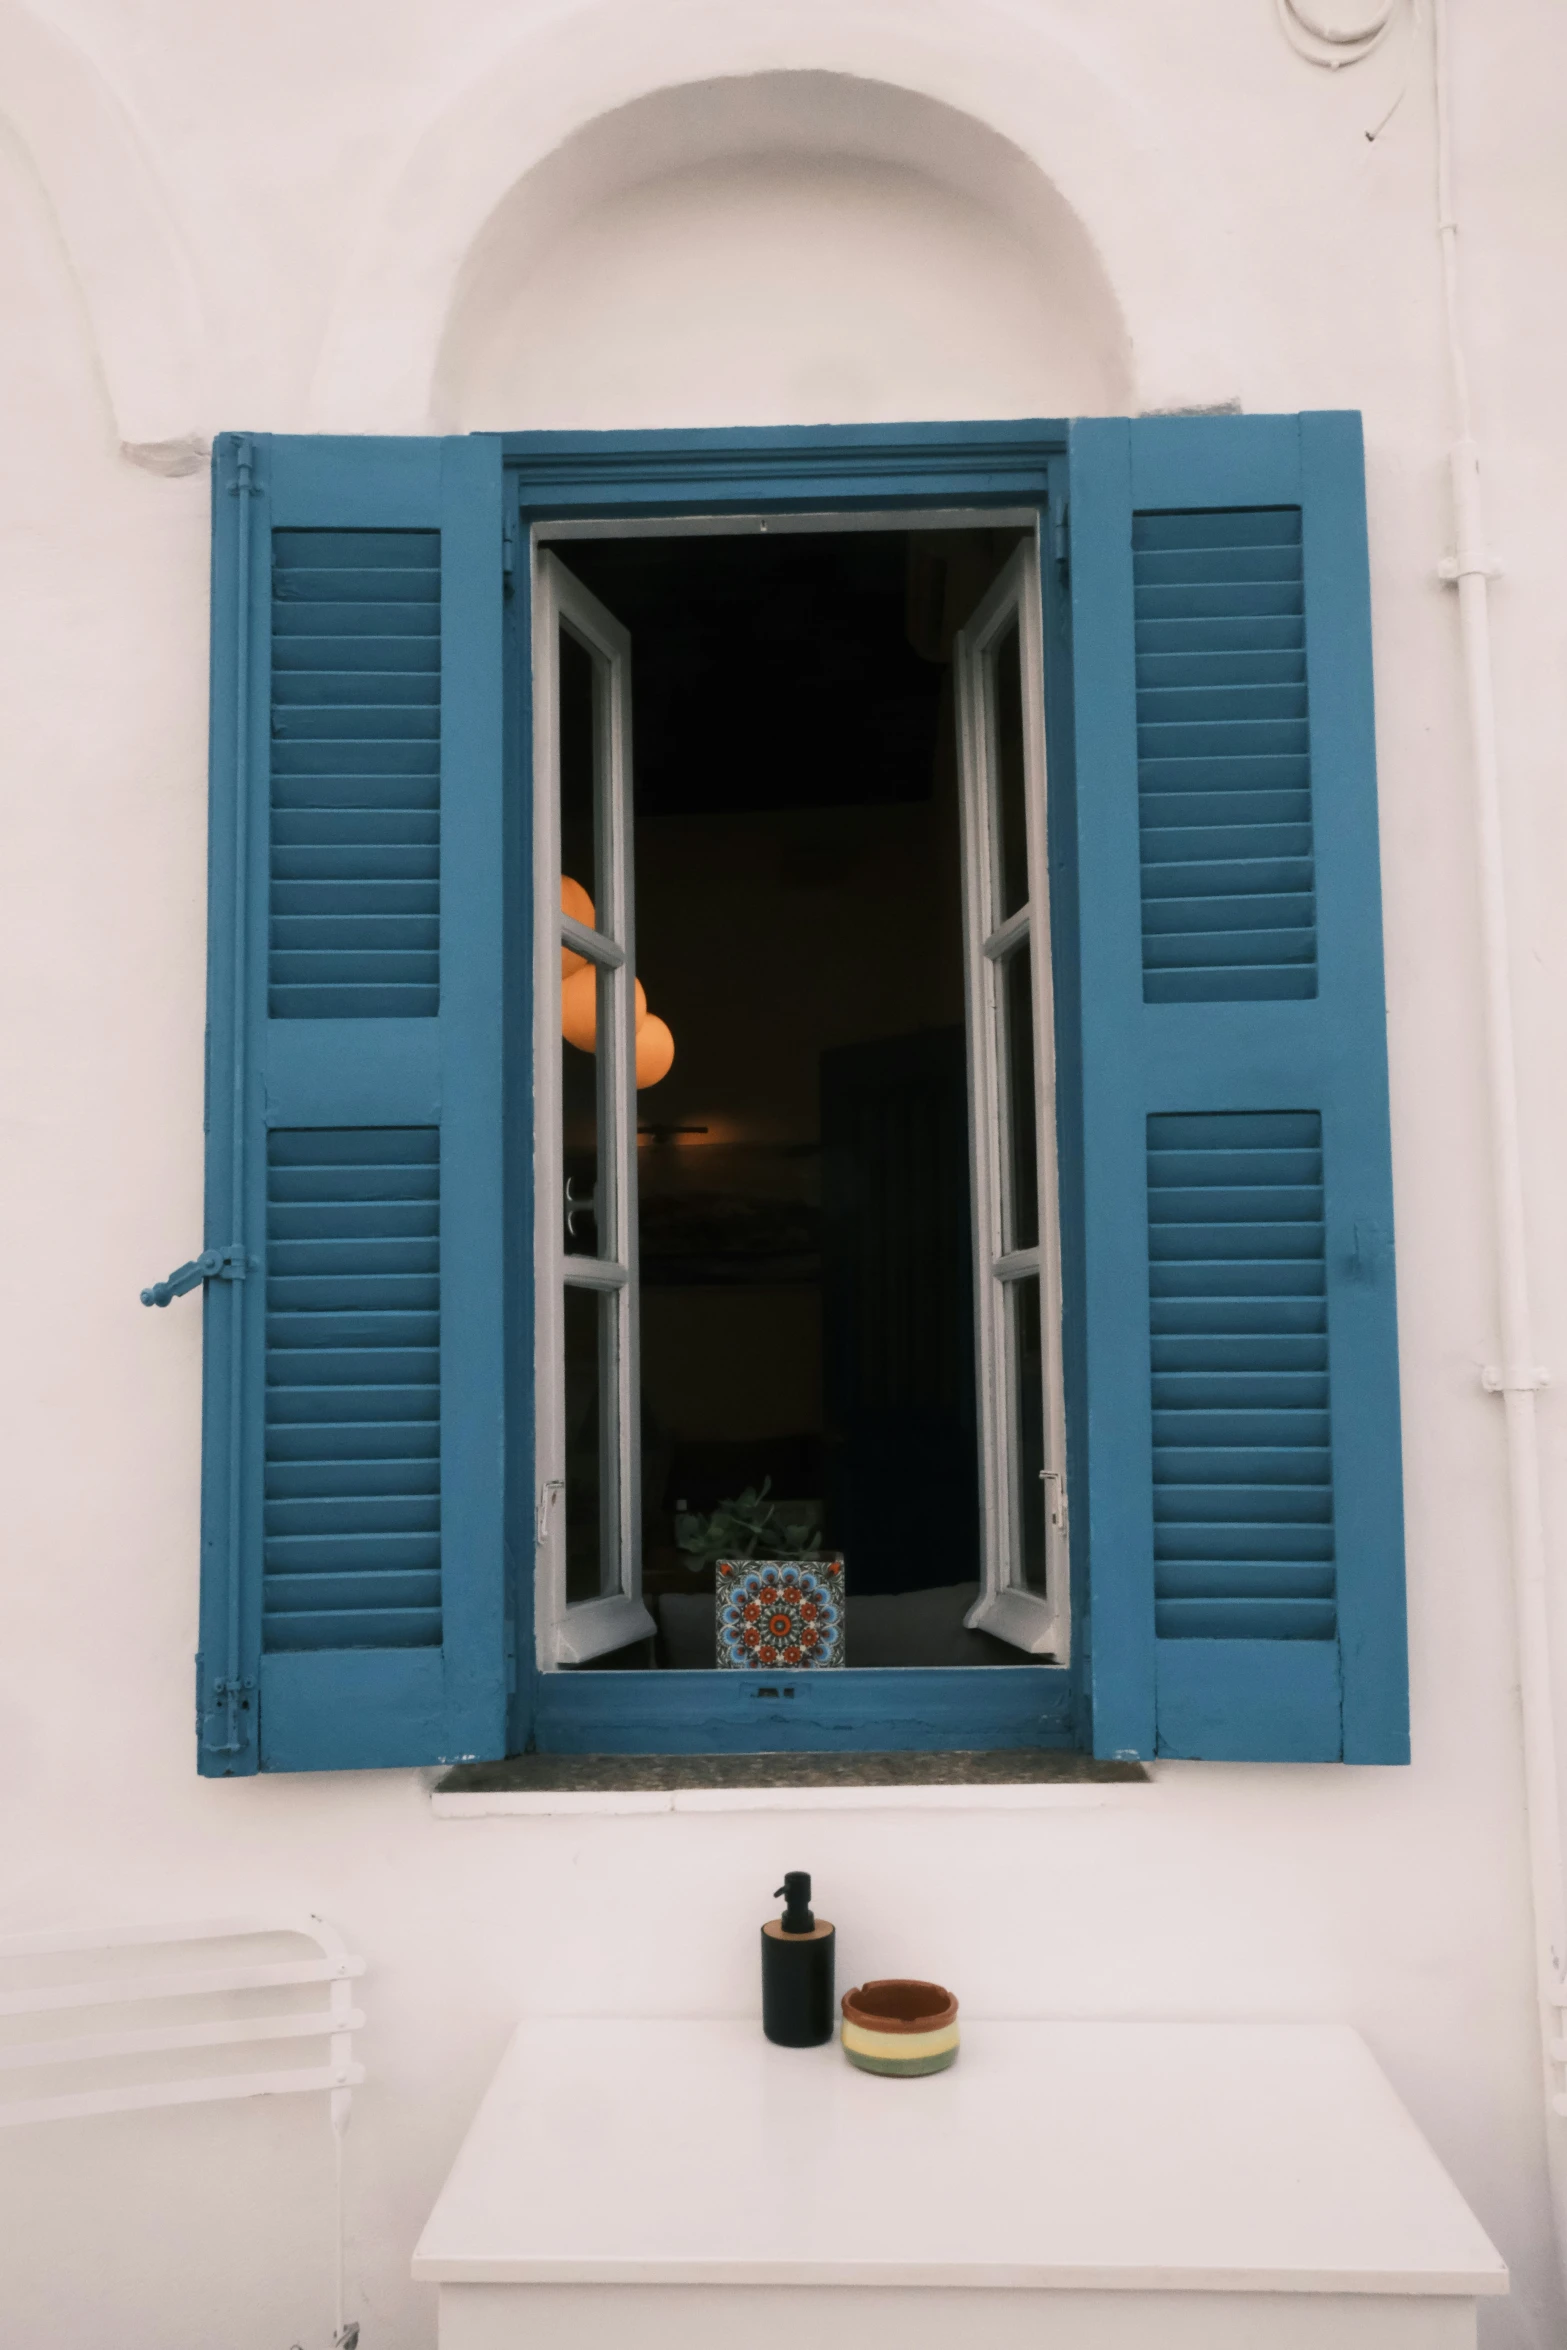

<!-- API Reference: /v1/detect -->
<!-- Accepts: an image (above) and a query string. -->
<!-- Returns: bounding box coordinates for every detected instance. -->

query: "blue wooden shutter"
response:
[1067,412,1407,1762]
[200,434,509,1773]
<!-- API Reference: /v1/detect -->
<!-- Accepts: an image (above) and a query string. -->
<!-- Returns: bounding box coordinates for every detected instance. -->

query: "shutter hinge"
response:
[504,1619,518,1696]
[141,1246,249,1307]
[1051,497,1070,579]
[502,512,517,593]
[201,1667,256,1757]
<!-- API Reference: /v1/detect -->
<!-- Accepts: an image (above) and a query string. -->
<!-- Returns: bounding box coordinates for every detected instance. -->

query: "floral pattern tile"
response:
[715,1559,845,1670]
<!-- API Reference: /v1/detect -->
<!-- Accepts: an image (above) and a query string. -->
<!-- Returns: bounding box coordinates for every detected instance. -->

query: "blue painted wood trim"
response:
[1299,413,1407,1764]
[264,1020,441,1125]
[262,1650,448,1771]
[533,1667,1075,1756]
[506,420,1076,1758]
[1066,419,1158,1761]
[507,419,1064,518]
[198,433,267,1774]
[1128,413,1302,510]
[1156,1640,1342,1762]
[503,463,538,1758]
[434,436,512,1763]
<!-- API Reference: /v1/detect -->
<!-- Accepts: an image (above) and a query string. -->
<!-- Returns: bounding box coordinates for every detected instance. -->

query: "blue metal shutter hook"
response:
[140,1246,249,1307]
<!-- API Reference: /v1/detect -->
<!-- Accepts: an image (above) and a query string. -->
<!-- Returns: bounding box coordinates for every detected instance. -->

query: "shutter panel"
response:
[200,434,509,1774]
[1067,412,1407,1763]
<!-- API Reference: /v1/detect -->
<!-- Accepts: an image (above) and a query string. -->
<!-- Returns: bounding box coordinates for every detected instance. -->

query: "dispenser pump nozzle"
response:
[775,1872,815,1934]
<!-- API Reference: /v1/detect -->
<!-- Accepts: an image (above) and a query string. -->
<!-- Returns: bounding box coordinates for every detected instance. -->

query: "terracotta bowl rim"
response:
[840,1978,959,2034]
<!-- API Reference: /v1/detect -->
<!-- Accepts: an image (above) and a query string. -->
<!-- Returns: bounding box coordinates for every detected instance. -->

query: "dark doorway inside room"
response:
[556,525,1025,1669]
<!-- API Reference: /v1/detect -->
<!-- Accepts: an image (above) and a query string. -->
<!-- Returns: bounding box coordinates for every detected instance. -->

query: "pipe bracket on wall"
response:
[1481,1364,1551,1394]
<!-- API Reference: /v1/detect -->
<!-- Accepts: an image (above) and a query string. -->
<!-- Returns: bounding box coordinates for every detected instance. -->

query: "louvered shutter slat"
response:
[1067,412,1407,1763]
[267,530,441,1021]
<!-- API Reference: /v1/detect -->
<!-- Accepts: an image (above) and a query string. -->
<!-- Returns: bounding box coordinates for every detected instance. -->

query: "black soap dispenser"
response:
[761,1872,835,2047]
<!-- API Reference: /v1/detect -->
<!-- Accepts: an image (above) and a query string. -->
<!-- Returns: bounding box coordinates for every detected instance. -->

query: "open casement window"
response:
[953,546,1069,1658]
[193,415,1407,1773]
[532,552,655,1665]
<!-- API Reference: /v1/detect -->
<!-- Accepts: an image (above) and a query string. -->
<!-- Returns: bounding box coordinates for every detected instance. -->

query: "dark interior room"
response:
[556,524,1027,1668]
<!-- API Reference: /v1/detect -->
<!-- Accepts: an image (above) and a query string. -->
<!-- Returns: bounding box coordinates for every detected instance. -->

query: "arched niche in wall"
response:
[434,73,1133,431]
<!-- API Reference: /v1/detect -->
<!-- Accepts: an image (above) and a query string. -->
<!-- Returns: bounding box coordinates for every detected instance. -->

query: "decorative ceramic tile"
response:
[715,1558,846,1670]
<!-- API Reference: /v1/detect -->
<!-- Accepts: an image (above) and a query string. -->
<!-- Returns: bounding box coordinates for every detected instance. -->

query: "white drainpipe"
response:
[1430,0,1567,2293]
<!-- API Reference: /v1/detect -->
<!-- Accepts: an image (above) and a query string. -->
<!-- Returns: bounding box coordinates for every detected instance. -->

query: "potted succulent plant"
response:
[673,1478,822,1569]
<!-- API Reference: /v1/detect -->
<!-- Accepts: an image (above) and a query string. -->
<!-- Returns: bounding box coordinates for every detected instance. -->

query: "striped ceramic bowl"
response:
[840,1979,959,2076]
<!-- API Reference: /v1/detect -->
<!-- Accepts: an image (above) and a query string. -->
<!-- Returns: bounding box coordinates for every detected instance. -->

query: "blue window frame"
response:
[187,415,1407,1774]
[509,425,1079,1758]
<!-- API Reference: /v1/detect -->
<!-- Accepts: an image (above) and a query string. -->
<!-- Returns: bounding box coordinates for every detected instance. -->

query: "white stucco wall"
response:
[2,2,1566,2343]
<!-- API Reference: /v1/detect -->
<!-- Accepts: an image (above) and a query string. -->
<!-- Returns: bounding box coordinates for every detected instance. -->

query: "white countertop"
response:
[412,2019,1505,2298]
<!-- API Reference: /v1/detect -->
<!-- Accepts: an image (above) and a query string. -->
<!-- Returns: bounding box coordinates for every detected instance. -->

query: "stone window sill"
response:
[430,1749,1150,1817]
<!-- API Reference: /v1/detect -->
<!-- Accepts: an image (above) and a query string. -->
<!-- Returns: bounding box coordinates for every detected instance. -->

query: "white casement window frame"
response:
[532,550,655,1666]
[954,543,1071,1660]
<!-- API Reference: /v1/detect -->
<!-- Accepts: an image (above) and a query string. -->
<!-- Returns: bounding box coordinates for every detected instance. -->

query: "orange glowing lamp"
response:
[561,967,647,1052]
[635,1015,675,1089]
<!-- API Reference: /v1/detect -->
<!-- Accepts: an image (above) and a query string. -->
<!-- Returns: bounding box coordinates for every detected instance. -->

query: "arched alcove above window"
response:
[434,73,1133,431]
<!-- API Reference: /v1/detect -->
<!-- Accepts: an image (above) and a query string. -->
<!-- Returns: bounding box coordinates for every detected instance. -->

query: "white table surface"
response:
[412,2019,1505,2298]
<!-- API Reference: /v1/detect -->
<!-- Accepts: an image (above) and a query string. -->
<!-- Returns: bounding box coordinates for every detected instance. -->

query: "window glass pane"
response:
[561,962,611,1258]
[1011,1274,1047,1593]
[564,1283,616,1602]
[1002,940,1039,1253]
[559,625,605,935]
[991,618,1028,923]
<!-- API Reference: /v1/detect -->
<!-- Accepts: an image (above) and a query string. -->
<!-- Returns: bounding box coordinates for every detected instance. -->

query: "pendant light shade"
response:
[561,966,646,1052]
[560,965,596,1050]
[635,1014,675,1089]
